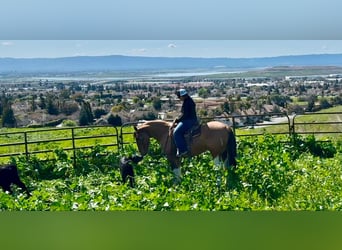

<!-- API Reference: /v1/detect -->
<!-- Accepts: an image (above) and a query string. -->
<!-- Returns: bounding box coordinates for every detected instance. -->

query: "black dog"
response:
[0,163,30,196]
[120,155,143,187]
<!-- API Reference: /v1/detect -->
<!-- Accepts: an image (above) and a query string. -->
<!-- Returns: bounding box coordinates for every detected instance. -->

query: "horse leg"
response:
[224,158,239,190]
[169,158,182,185]
[172,168,182,185]
[223,129,238,190]
[213,156,224,188]
[214,156,237,193]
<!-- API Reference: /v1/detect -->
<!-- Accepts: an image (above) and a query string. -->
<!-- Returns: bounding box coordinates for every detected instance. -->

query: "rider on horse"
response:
[171,88,198,158]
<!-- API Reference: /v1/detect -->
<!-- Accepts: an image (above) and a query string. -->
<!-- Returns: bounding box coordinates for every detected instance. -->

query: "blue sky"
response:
[1,40,342,59]
[1,0,341,40]
[1,0,341,58]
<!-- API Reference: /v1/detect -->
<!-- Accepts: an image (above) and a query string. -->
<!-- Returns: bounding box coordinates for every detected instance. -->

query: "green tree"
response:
[221,101,230,114]
[61,102,79,115]
[46,95,59,115]
[270,94,290,108]
[319,98,332,109]
[31,95,37,112]
[2,104,16,127]
[94,108,107,119]
[79,101,94,126]
[198,88,209,99]
[152,97,162,111]
[107,114,122,126]
[306,95,317,112]
[38,94,46,109]
[1,94,16,127]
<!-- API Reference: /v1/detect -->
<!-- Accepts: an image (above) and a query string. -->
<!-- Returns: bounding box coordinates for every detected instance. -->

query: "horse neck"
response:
[145,121,169,143]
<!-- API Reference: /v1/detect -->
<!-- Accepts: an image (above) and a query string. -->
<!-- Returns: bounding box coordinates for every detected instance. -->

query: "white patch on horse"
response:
[213,156,223,187]
[213,156,221,167]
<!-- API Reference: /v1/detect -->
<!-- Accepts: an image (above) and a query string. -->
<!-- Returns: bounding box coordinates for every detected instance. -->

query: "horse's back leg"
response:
[213,156,238,191]
[227,128,237,167]
[225,158,239,190]
[213,156,225,187]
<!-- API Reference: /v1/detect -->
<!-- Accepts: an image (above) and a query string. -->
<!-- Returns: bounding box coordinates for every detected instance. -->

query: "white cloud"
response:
[138,48,147,53]
[1,41,13,46]
[168,43,177,48]
[130,48,147,55]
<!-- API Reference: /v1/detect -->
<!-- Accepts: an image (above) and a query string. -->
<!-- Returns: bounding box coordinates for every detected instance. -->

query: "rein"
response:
[163,126,173,153]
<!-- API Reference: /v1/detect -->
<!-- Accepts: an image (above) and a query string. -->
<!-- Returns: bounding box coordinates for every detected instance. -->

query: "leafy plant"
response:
[1,134,342,211]
[236,134,294,201]
[291,134,337,158]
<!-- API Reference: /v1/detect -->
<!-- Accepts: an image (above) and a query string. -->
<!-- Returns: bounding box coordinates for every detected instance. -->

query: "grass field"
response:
[238,105,342,139]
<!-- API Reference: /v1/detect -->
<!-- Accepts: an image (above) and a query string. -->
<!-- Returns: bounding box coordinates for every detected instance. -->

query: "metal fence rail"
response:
[0,125,119,164]
[119,112,342,144]
[293,112,342,135]
[0,112,341,164]
[227,113,292,136]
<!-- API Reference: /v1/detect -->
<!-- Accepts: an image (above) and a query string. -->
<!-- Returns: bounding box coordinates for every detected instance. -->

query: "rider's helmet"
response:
[176,88,188,98]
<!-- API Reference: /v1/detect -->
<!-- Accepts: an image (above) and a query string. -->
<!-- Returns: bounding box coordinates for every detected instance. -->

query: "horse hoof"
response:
[172,178,181,186]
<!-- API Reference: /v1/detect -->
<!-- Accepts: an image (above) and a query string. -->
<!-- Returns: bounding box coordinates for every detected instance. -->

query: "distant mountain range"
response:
[1,54,342,74]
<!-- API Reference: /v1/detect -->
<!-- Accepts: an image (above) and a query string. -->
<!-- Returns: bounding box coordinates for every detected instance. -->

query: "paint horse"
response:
[133,120,237,187]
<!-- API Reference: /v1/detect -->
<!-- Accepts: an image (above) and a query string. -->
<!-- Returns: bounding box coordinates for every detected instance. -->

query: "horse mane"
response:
[137,120,171,132]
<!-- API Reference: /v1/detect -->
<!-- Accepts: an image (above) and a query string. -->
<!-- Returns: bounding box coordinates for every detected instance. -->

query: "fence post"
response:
[291,114,297,136]
[232,116,236,135]
[284,113,292,136]
[119,126,123,151]
[24,131,29,160]
[71,128,76,168]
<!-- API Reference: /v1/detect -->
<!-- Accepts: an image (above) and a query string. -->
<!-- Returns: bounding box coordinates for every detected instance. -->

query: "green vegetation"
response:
[205,66,342,79]
[1,133,341,211]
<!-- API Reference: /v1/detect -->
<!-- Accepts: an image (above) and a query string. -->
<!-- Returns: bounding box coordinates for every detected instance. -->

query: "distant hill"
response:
[1,54,342,74]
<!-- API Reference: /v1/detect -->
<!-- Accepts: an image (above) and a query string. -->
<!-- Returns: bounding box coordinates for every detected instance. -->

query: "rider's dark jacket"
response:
[175,96,197,122]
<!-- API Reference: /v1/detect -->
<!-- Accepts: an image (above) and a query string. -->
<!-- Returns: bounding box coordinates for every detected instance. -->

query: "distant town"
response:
[0,65,341,128]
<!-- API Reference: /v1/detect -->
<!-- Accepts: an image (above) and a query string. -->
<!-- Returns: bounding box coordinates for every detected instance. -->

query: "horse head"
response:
[134,125,150,156]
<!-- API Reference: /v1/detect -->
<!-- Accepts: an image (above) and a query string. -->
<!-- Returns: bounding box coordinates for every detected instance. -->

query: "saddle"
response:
[185,121,201,138]
[184,121,202,152]
[170,120,202,156]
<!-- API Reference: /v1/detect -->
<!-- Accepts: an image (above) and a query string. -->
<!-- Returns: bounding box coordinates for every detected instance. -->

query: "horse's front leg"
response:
[168,156,182,185]
[172,168,182,185]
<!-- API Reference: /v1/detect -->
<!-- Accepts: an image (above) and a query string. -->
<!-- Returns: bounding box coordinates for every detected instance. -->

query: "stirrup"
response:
[176,151,188,158]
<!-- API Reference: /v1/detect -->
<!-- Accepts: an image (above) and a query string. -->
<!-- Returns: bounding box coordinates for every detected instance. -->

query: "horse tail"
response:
[224,127,237,168]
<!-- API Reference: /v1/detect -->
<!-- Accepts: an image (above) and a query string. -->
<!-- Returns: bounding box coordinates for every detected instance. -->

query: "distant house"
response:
[158,112,166,120]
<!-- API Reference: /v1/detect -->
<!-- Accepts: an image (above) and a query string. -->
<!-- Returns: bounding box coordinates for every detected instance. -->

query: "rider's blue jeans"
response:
[173,119,197,153]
